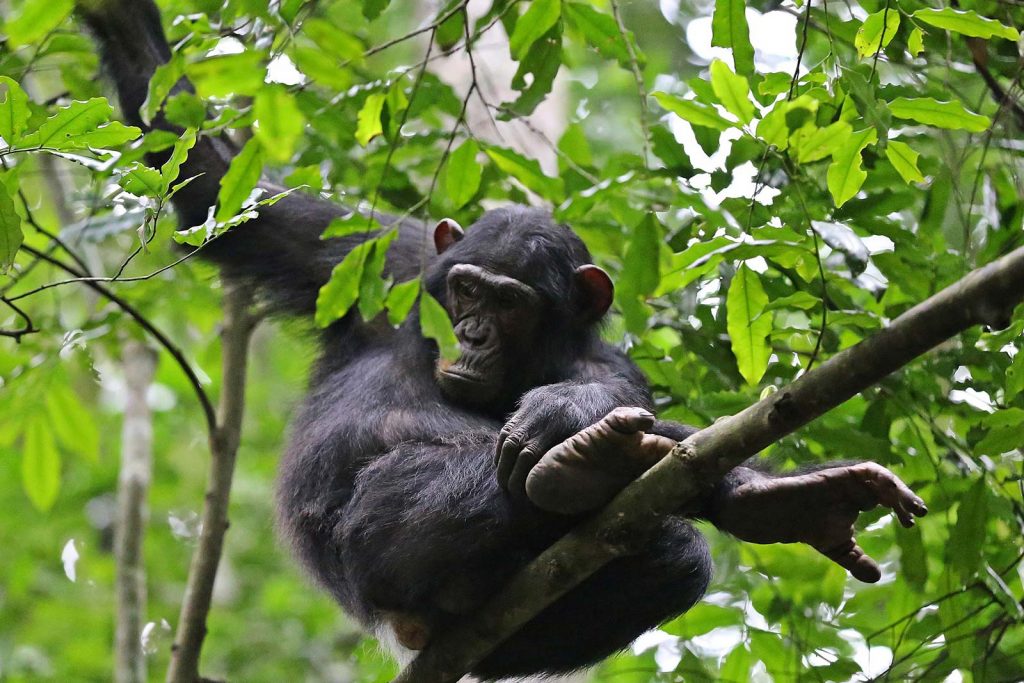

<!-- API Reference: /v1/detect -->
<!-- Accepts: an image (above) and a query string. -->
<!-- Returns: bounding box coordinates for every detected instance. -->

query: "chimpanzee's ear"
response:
[574,265,614,321]
[434,218,464,254]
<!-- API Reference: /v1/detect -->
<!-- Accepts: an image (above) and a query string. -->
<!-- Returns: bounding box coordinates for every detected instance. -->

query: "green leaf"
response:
[711,0,754,76]
[322,213,383,239]
[315,240,374,327]
[726,264,773,386]
[889,97,990,132]
[509,0,562,60]
[141,54,186,125]
[913,8,1019,41]
[420,291,460,362]
[118,163,164,198]
[160,128,198,193]
[564,3,632,68]
[19,98,141,151]
[950,477,988,580]
[21,417,61,512]
[385,278,421,326]
[358,230,398,321]
[186,51,267,98]
[362,0,391,21]
[855,8,900,58]
[885,140,924,183]
[709,60,754,124]
[653,92,733,131]
[215,138,265,222]
[792,120,852,164]
[1005,350,1024,400]
[0,178,23,272]
[0,77,31,145]
[254,85,305,163]
[621,214,662,298]
[163,91,206,129]
[827,128,877,207]
[908,27,924,56]
[45,385,99,463]
[356,93,386,147]
[505,26,563,116]
[485,147,564,201]
[4,0,74,47]
[445,140,482,209]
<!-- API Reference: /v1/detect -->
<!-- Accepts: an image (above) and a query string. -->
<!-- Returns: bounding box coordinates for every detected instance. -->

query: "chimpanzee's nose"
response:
[457,319,493,348]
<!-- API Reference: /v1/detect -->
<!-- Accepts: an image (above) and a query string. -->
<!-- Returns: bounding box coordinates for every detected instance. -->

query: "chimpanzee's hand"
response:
[713,462,928,583]
[496,385,602,496]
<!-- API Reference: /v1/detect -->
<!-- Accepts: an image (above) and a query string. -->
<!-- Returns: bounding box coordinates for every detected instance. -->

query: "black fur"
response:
[80,2,715,677]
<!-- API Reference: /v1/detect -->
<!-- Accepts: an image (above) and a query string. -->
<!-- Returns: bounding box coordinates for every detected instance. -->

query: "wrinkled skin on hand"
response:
[712,462,928,582]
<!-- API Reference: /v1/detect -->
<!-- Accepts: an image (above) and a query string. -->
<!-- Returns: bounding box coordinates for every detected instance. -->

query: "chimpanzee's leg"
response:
[472,516,711,680]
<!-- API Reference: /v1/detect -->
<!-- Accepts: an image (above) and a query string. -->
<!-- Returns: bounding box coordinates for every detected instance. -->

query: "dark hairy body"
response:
[80,2,927,678]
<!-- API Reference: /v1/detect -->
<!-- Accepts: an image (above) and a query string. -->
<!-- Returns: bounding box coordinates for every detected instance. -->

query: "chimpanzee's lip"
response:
[438,367,485,383]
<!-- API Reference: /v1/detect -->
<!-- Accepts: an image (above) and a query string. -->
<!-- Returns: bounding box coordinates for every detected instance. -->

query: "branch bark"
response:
[115,341,158,683]
[166,282,257,683]
[396,245,1024,683]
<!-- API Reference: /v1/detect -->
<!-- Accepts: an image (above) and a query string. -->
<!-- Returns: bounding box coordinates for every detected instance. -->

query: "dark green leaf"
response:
[711,0,754,76]
[509,0,561,59]
[0,178,23,272]
[0,77,31,145]
[420,292,460,362]
[21,417,61,512]
[215,138,265,222]
[445,140,482,210]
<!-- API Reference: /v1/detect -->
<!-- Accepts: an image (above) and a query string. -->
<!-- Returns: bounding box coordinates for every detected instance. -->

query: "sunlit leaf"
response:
[160,128,198,193]
[889,97,990,132]
[711,0,754,76]
[653,92,733,131]
[726,264,772,386]
[215,137,265,222]
[4,0,74,47]
[855,9,900,58]
[19,98,141,151]
[0,77,31,145]
[485,147,564,201]
[709,60,754,124]
[885,140,924,183]
[356,93,386,147]
[254,85,305,163]
[913,8,1019,41]
[385,277,421,327]
[826,128,877,207]
[315,240,374,328]
[564,3,633,68]
[509,0,561,60]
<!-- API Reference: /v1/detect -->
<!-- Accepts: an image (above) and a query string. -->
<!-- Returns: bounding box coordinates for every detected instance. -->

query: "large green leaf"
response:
[885,140,924,183]
[653,92,733,131]
[827,128,877,207]
[160,128,198,193]
[186,52,266,98]
[0,77,31,145]
[215,138,265,222]
[726,264,773,386]
[485,147,564,201]
[855,8,900,57]
[710,0,754,76]
[254,86,305,163]
[949,477,988,580]
[4,0,74,47]
[709,60,754,124]
[564,3,633,68]
[19,98,141,151]
[509,0,562,59]
[315,240,374,328]
[445,140,482,210]
[356,93,386,147]
[913,8,1019,41]
[888,97,990,132]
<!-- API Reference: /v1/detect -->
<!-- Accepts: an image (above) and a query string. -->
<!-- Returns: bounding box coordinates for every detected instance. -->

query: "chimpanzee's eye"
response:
[452,279,474,299]
[496,290,519,309]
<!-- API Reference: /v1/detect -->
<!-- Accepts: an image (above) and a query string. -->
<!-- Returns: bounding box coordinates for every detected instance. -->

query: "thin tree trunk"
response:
[115,341,157,683]
[166,283,256,683]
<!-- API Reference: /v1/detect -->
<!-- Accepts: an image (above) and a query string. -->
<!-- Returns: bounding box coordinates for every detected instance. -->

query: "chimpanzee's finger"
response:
[857,463,928,526]
[817,537,881,583]
[495,424,513,466]
[496,431,524,488]
[506,443,543,498]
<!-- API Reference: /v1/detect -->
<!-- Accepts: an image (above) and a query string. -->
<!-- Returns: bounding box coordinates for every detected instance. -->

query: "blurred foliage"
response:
[1,0,1023,680]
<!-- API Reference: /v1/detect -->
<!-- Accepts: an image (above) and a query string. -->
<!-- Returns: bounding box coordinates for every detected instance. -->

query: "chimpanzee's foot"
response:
[525,407,677,515]
[384,611,432,651]
[714,462,928,582]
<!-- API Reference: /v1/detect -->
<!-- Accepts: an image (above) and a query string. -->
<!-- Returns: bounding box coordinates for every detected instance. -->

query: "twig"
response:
[115,341,158,683]
[165,281,257,683]
[0,294,39,340]
[19,244,217,432]
[396,243,1024,683]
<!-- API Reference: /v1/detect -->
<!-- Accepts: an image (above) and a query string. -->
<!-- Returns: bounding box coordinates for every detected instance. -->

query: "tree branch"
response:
[166,282,257,683]
[115,341,158,683]
[396,244,1024,683]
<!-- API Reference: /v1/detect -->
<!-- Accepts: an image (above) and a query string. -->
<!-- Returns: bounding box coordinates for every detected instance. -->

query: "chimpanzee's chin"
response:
[436,367,501,407]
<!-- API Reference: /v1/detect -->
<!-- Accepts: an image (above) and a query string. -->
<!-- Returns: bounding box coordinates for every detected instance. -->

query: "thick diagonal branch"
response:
[397,245,1024,683]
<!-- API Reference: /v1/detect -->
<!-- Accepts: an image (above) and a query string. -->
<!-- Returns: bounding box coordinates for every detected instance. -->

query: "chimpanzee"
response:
[80,1,927,678]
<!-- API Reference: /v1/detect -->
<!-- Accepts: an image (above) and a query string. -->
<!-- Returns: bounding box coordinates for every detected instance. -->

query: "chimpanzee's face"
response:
[435,263,543,407]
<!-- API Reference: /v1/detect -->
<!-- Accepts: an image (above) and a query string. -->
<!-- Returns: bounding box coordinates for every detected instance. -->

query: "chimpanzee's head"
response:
[424,205,613,409]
